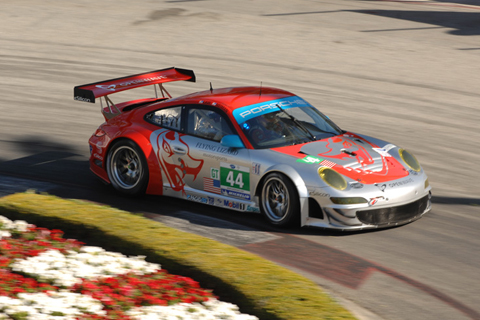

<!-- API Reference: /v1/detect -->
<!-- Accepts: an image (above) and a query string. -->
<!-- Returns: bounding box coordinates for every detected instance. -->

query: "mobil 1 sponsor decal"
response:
[220,162,251,200]
[223,200,246,211]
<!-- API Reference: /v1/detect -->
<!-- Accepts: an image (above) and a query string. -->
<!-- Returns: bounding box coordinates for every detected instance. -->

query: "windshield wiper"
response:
[276,104,316,141]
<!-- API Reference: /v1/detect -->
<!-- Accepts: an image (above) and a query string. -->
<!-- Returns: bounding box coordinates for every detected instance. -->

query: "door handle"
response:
[173,147,187,155]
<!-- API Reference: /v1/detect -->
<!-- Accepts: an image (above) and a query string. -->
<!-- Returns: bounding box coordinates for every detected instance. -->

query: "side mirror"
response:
[220,135,245,148]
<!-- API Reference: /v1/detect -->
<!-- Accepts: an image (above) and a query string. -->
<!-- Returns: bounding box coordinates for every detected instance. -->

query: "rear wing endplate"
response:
[74,67,195,119]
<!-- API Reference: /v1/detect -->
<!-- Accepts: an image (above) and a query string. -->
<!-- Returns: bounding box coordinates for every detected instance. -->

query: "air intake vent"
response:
[357,195,429,225]
[308,198,324,219]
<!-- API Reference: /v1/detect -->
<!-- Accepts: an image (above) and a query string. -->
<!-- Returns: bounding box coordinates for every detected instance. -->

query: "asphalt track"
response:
[1,1,480,319]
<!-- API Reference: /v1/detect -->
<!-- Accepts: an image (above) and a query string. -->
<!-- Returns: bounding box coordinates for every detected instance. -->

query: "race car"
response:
[74,67,432,230]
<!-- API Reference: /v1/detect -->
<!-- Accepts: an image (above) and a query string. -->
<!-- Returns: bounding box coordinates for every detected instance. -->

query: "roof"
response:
[177,86,296,111]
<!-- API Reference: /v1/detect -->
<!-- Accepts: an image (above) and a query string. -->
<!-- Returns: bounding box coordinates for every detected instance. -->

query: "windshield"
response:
[239,105,342,149]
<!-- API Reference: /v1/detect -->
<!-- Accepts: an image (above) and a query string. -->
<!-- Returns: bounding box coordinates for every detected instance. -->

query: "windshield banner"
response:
[232,96,310,123]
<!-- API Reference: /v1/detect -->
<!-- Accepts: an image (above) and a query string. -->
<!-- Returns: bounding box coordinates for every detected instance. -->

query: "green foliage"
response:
[0,193,357,320]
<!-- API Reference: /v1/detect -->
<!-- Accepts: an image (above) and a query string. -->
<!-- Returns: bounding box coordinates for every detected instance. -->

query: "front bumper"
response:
[304,174,432,230]
[305,192,432,230]
[356,194,430,225]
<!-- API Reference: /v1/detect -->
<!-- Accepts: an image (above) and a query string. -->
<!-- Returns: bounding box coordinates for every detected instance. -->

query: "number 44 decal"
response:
[226,170,244,189]
[220,163,250,192]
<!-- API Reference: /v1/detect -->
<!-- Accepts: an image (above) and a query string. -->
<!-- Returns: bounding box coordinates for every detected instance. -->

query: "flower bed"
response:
[0,215,258,320]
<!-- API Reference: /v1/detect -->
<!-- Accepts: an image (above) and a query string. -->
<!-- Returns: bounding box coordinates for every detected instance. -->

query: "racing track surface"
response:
[1,1,479,319]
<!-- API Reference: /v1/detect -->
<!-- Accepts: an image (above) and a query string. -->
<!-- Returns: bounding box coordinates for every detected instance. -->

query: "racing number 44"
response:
[226,171,244,189]
[220,164,250,192]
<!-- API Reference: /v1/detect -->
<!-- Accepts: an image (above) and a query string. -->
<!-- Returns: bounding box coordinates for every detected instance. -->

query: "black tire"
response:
[260,173,300,227]
[106,140,149,196]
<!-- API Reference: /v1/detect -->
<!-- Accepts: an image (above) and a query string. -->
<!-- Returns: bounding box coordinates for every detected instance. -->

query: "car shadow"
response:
[1,136,478,237]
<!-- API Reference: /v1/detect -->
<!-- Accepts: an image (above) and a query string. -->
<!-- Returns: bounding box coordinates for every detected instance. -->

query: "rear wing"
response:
[74,67,195,119]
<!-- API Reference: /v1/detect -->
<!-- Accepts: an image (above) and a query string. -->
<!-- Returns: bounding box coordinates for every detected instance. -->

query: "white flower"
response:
[0,216,13,230]
[12,220,32,232]
[11,248,162,287]
[0,231,11,240]
[1,291,105,320]
[79,246,105,254]
[125,299,259,320]
[0,295,21,307]
[0,216,33,233]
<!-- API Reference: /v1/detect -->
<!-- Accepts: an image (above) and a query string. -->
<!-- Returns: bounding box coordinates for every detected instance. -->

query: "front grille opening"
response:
[357,195,429,225]
[308,197,324,219]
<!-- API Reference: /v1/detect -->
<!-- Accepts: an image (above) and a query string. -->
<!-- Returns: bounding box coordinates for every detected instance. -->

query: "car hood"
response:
[274,132,409,184]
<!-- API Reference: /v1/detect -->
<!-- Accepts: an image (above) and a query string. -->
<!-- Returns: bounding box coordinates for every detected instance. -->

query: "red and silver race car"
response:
[75,67,432,230]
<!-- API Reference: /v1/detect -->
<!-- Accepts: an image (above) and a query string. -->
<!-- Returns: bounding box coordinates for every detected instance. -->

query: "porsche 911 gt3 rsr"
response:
[74,67,432,230]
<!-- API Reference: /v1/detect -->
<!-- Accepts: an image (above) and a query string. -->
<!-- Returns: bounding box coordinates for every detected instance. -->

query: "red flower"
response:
[119,285,134,296]
[0,257,11,267]
[181,296,196,303]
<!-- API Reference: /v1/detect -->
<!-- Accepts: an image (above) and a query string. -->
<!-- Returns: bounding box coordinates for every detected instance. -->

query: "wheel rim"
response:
[263,178,290,222]
[110,146,142,189]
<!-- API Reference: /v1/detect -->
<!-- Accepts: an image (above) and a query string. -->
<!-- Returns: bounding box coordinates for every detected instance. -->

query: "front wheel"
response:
[260,173,300,227]
[106,140,149,196]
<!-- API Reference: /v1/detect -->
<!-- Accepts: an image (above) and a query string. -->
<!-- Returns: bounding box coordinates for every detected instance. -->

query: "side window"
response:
[146,106,182,130]
[187,108,233,142]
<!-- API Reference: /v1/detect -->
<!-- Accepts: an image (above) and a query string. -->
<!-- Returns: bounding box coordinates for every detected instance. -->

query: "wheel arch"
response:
[105,130,163,195]
[255,164,309,227]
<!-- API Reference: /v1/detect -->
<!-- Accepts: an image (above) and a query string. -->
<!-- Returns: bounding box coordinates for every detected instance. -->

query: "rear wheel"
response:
[106,140,149,196]
[260,173,300,227]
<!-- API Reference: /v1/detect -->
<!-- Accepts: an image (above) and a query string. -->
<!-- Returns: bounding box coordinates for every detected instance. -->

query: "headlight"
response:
[330,197,367,204]
[318,167,347,190]
[399,149,421,172]
[425,178,430,189]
